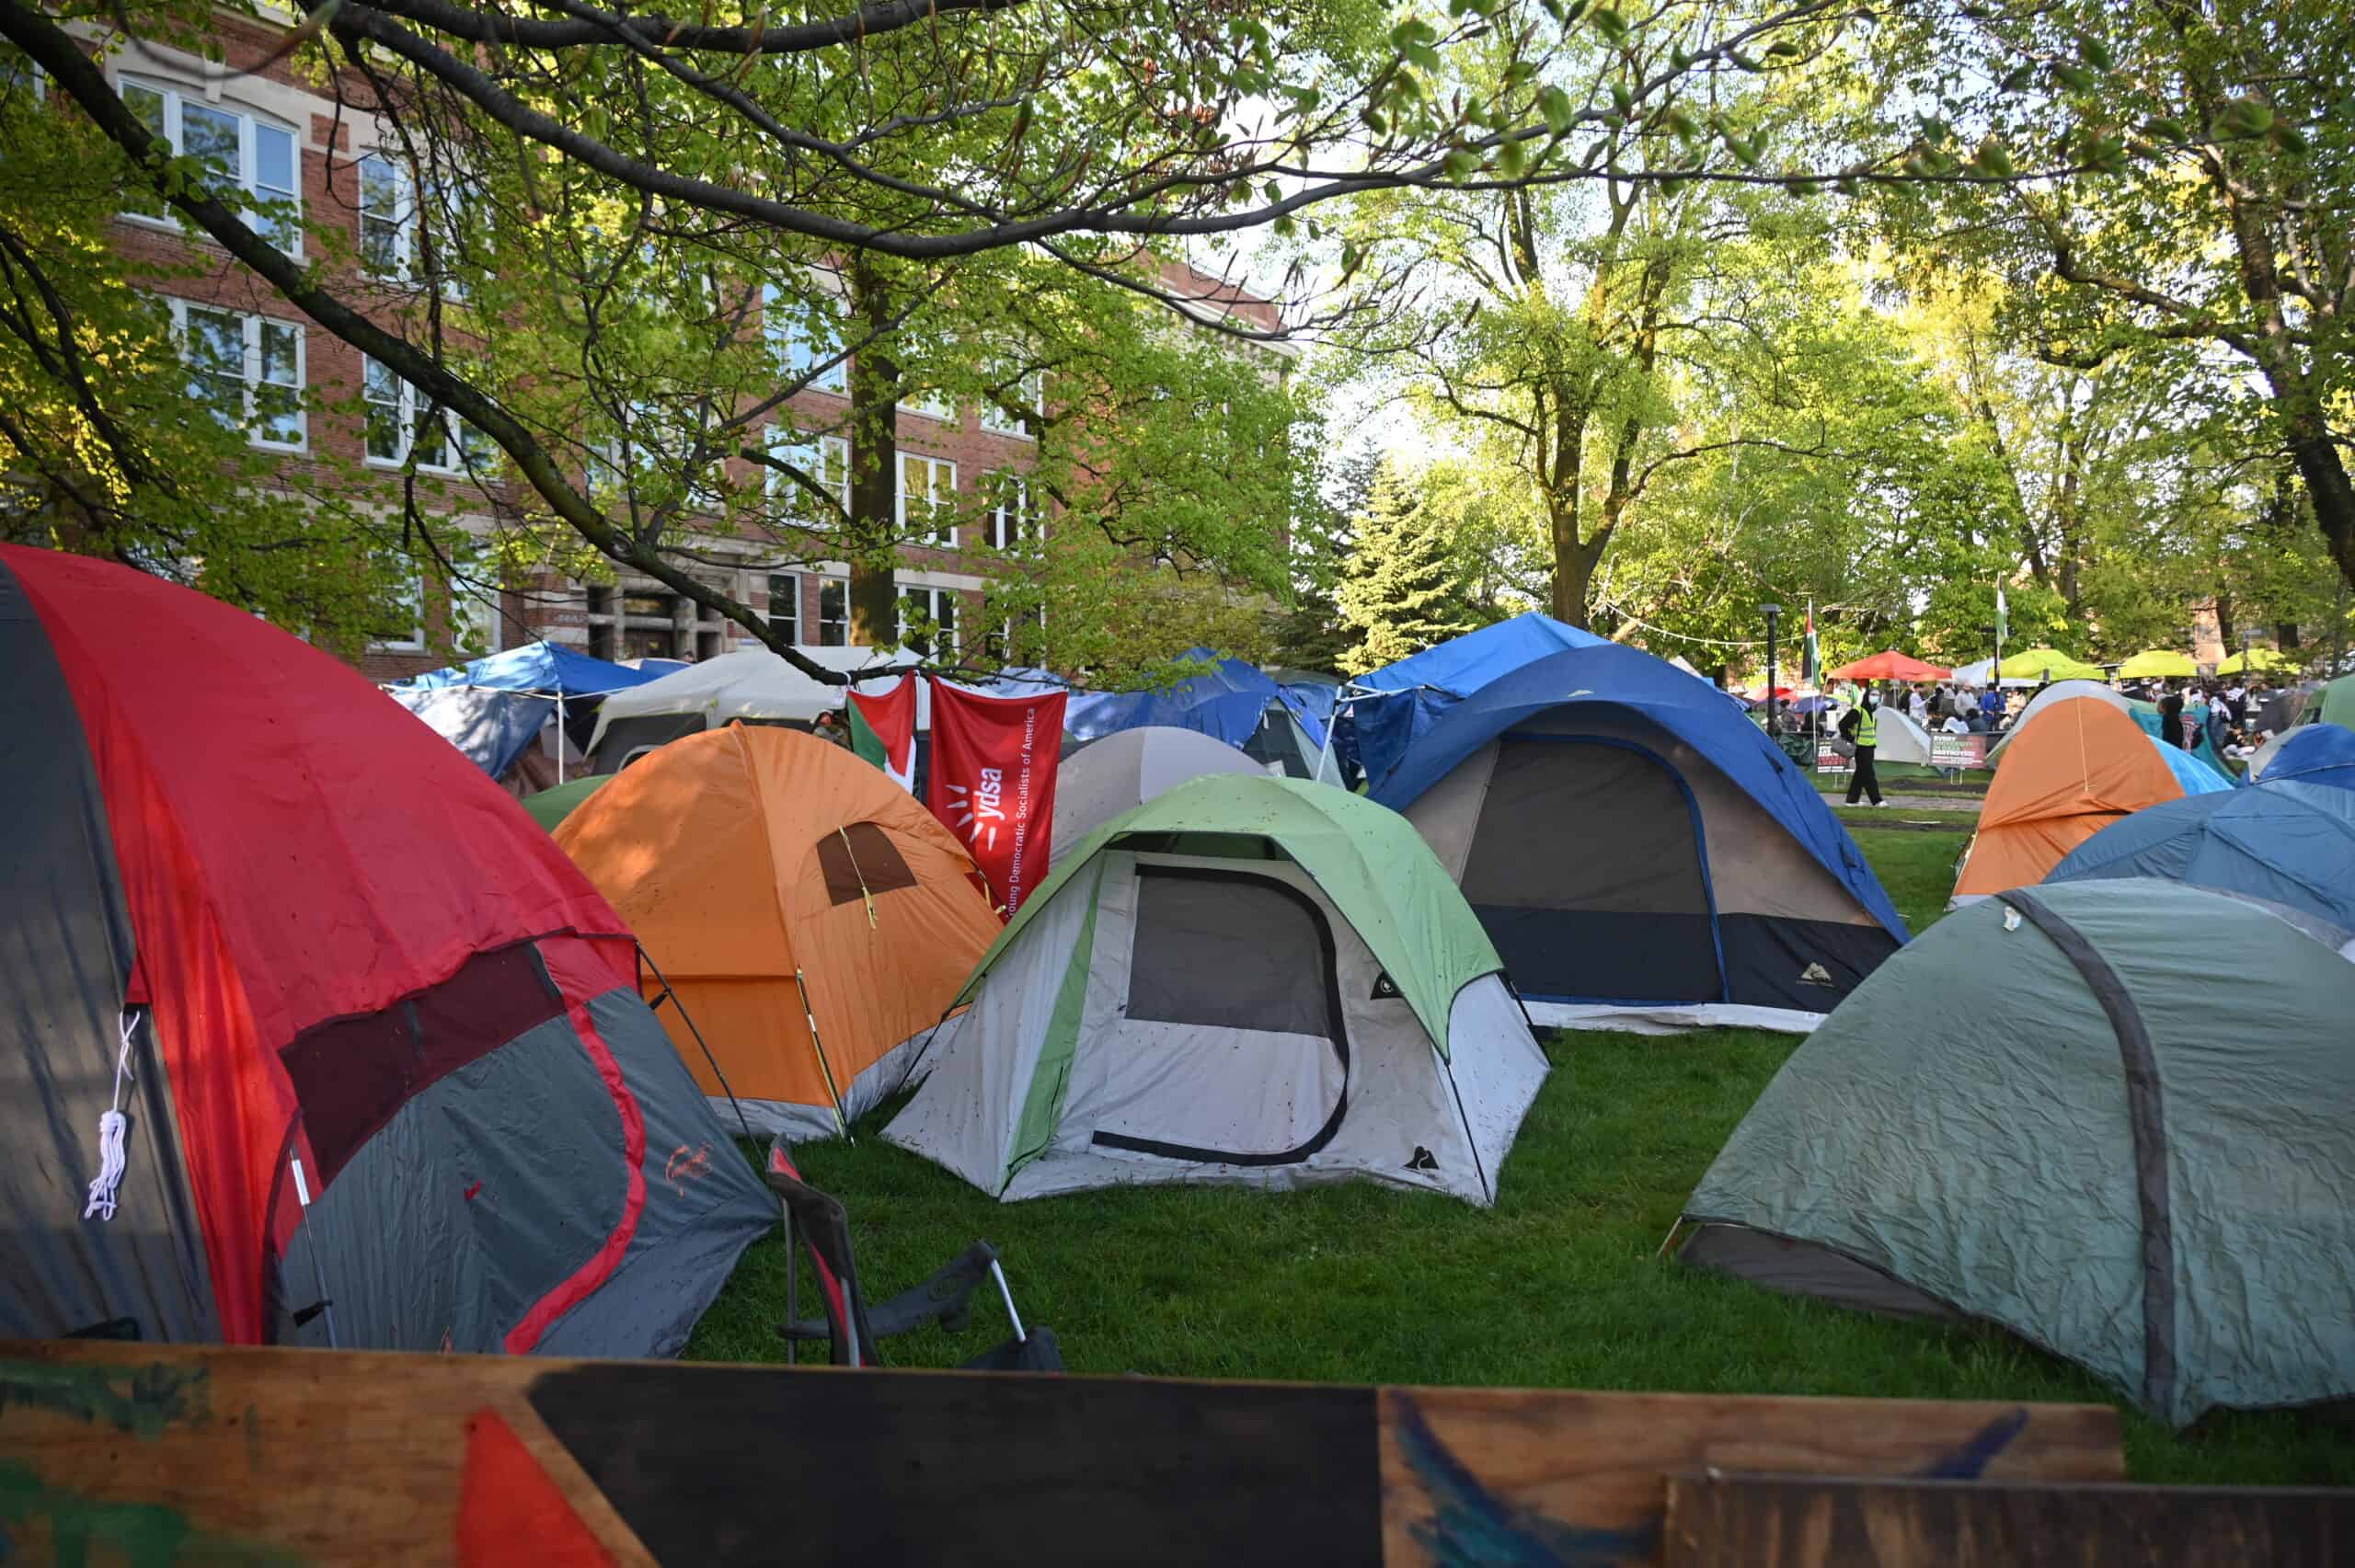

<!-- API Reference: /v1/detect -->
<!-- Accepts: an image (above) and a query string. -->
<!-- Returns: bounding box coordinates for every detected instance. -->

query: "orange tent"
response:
[1952,696,2208,903]
[555,726,1000,1138]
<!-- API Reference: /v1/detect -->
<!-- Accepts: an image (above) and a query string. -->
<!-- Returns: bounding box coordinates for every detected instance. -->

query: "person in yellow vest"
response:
[1839,690,1885,807]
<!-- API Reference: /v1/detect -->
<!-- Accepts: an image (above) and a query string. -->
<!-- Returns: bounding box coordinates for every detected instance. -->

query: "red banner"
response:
[925,681,1066,919]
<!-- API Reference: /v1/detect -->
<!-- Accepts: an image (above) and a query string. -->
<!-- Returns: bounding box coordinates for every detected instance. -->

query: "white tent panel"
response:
[588,646,923,750]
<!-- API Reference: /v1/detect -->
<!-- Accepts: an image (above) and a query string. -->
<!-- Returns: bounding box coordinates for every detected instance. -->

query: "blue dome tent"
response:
[2043,776,2355,929]
[398,639,671,697]
[2253,722,2355,791]
[1371,644,1908,1033]
[1063,649,1323,776]
[1342,613,1609,793]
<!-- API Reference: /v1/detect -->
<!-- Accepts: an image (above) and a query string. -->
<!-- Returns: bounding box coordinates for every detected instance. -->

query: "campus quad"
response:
[1370,644,1908,1033]
[0,547,771,1353]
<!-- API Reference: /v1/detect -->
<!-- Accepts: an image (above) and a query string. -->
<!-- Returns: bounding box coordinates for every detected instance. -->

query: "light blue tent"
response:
[1063,648,1277,749]
[1343,614,1610,793]
[397,639,666,697]
[387,686,554,779]
[2044,776,2355,929]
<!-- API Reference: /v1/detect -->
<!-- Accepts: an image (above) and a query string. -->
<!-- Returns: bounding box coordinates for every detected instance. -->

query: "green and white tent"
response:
[885,775,1550,1206]
[1679,879,2355,1428]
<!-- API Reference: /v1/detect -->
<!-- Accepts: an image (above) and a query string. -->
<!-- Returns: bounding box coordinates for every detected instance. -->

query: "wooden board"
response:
[1660,1472,2355,1566]
[1376,1388,2122,1565]
[0,1339,2120,1565]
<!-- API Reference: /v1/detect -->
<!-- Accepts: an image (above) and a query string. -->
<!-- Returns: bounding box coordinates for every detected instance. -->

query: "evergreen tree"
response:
[1272,444,1378,673]
[1338,459,1479,675]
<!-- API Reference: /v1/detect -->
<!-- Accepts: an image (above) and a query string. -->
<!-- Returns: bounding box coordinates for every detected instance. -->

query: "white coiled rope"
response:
[83,1012,137,1222]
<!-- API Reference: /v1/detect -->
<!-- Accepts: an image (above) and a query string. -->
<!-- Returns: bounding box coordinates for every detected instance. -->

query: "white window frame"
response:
[765,571,801,644]
[363,354,475,474]
[898,387,958,423]
[118,76,302,257]
[356,153,417,281]
[987,472,1035,551]
[898,583,960,657]
[897,452,958,545]
[168,299,304,451]
[763,283,848,395]
[979,367,1044,439]
[765,429,849,525]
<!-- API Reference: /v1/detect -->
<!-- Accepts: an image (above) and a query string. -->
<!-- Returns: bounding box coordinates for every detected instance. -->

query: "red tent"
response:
[1827,650,1953,681]
[1,545,771,1352]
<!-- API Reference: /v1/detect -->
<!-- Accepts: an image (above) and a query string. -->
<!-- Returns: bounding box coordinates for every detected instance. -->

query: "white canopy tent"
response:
[585,647,925,766]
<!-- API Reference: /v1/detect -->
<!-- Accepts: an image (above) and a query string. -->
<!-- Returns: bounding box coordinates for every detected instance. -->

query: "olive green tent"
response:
[886,775,1549,1206]
[2320,673,2355,729]
[521,774,609,832]
[1679,878,2355,1428]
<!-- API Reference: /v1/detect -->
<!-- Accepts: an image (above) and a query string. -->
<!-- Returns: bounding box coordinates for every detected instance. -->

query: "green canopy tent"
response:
[2321,673,2355,729]
[1677,879,2355,1428]
[885,775,1550,1207]
[521,774,609,832]
[1997,647,2105,682]
[2113,648,2197,680]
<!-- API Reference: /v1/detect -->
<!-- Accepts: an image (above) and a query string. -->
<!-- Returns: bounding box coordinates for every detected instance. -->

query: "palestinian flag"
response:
[846,674,918,791]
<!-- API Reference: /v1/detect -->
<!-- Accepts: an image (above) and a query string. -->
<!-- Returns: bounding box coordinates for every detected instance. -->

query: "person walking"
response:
[1841,691,1885,807]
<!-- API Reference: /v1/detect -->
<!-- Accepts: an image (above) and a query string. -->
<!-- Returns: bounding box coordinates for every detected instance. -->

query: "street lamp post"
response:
[1760,602,1783,738]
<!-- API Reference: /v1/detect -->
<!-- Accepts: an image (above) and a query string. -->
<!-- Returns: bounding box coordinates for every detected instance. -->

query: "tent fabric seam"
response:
[1997,889,2178,1417]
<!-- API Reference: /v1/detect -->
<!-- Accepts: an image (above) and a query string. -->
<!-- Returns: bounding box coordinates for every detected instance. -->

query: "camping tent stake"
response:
[793,967,853,1140]
[987,1257,1027,1344]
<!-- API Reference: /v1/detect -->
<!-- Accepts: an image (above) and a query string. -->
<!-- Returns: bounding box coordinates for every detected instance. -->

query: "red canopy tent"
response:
[1827,650,1953,681]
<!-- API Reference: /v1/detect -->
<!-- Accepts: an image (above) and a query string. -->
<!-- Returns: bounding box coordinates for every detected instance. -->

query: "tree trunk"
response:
[845,259,903,648]
[2213,591,2234,658]
[2287,420,2355,593]
[1553,527,1609,629]
[2277,621,2300,651]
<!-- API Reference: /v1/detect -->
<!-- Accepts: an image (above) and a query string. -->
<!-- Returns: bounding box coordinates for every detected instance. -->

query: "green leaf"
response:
[2051,63,2097,93]
[1496,138,1531,178]
[1536,86,1576,133]
[1610,81,1633,113]
[1971,141,2015,178]
[2274,121,2310,155]
[1998,63,2035,92]
[2213,97,2274,138]
[1442,146,1481,179]
[1591,6,1627,41]
[1671,46,1694,71]
[2078,35,2113,71]
[1765,39,1802,60]
[1404,40,1442,72]
[2143,116,2188,143]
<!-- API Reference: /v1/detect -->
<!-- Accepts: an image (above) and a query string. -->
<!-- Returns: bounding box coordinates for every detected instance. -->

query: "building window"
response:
[766,572,800,644]
[987,473,1034,551]
[584,585,615,659]
[763,283,847,395]
[120,78,300,254]
[898,584,959,658]
[898,387,958,423]
[897,452,957,545]
[583,579,729,660]
[369,554,427,652]
[980,367,1043,439]
[171,301,304,449]
[356,154,417,280]
[765,429,849,525]
[818,577,849,646]
[363,355,478,473]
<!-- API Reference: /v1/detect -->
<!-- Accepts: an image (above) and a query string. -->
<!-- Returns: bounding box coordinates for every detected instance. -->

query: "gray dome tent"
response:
[1678,879,2355,1428]
[1049,726,1268,869]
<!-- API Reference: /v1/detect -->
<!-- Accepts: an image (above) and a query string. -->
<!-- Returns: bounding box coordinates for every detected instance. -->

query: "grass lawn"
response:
[684,824,2355,1487]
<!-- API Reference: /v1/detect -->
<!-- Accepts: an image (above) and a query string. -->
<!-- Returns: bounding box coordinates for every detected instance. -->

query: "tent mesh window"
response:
[1459,738,1720,1003]
[278,943,566,1187]
[1126,868,1338,1038]
[815,822,920,907]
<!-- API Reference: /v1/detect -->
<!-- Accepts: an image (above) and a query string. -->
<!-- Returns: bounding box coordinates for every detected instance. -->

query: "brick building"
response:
[46,19,1289,683]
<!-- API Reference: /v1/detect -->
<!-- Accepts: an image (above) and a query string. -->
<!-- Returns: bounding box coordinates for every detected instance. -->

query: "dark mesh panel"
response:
[1460,739,1720,1003]
[1127,868,1337,1036]
[814,822,920,907]
[1461,739,1710,913]
[590,713,706,773]
[280,944,568,1188]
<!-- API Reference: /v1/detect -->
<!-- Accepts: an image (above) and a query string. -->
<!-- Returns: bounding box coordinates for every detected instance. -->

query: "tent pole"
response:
[1311,689,1350,785]
[793,967,853,1140]
[555,692,567,785]
[289,1155,339,1350]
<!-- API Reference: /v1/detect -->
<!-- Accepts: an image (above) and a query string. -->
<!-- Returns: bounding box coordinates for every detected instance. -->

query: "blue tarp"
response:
[1063,648,1281,750]
[2154,737,2240,799]
[1274,681,1335,748]
[2266,723,2355,792]
[2045,777,2355,930]
[398,640,668,697]
[1346,614,1610,792]
[1370,643,1910,942]
[388,687,555,780]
